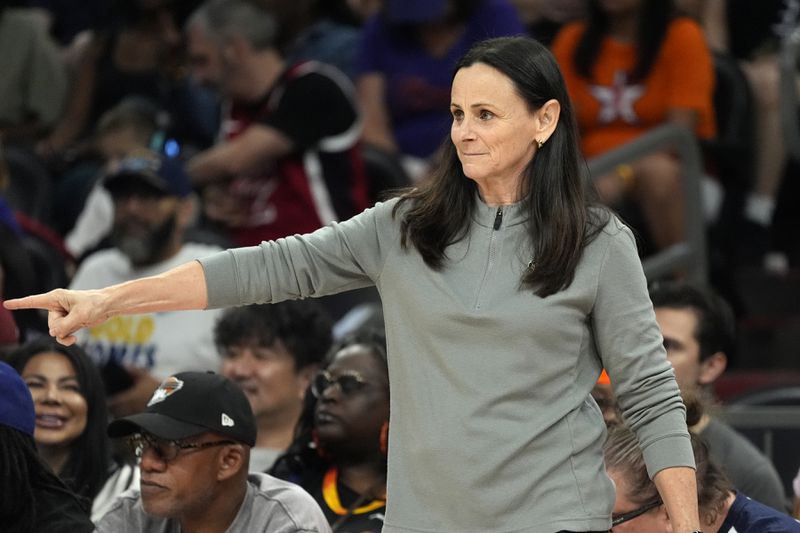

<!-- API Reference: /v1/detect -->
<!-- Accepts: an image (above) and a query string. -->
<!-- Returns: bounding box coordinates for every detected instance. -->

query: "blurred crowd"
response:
[1,0,800,531]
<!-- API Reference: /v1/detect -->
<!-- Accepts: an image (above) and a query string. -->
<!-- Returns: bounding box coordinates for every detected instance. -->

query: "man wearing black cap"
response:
[95,371,331,532]
[69,150,223,418]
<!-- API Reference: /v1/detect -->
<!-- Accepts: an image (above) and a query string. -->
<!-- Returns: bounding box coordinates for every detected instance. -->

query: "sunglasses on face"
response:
[127,432,237,463]
[311,369,369,398]
[611,498,662,526]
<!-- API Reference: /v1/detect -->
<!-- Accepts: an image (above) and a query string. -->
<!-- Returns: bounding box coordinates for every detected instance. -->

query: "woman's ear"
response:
[534,99,561,144]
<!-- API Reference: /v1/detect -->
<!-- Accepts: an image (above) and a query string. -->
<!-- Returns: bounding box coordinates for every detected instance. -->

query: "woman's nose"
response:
[457,118,476,141]
[42,383,61,403]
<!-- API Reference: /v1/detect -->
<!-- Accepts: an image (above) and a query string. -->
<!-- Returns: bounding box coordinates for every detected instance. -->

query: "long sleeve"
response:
[198,200,400,308]
[592,221,695,477]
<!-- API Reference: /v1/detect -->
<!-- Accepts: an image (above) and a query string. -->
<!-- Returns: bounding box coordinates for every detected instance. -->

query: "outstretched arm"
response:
[4,261,207,346]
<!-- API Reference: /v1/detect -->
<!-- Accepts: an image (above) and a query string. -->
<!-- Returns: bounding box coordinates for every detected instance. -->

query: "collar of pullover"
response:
[472,195,528,229]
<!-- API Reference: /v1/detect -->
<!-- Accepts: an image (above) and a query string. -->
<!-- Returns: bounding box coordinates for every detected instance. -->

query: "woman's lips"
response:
[315,410,340,425]
[35,414,66,429]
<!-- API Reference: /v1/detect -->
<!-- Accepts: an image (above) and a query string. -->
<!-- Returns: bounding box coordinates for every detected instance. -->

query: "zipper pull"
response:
[493,207,503,230]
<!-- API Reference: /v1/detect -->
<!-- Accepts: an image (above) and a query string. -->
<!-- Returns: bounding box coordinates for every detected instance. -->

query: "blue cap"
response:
[104,150,192,198]
[385,0,448,23]
[0,361,35,436]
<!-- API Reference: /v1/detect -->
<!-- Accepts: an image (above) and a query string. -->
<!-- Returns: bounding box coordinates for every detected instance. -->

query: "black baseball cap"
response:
[107,371,256,446]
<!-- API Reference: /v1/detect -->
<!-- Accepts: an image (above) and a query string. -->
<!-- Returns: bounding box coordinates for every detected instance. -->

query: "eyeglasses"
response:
[311,370,368,398]
[127,433,237,463]
[611,498,662,526]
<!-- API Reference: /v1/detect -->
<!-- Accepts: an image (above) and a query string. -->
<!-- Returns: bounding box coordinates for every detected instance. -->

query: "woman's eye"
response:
[63,384,81,393]
[26,381,43,389]
[451,110,463,121]
[479,110,494,120]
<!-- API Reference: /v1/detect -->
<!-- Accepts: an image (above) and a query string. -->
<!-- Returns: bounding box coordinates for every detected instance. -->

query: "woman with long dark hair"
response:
[272,329,389,532]
[7,338,138,521]
[0,361,93,532]
[9,36,700,531]
[552,0,715,252]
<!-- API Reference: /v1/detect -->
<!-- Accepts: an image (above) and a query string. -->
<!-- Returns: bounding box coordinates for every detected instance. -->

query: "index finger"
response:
[4,293,60,311]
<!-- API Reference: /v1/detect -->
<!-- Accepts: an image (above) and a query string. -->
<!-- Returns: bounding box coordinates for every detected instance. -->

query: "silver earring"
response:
[536,139,544,149]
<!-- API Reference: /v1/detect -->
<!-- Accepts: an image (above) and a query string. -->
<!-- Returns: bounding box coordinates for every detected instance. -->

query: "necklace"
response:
[322,466,385,516]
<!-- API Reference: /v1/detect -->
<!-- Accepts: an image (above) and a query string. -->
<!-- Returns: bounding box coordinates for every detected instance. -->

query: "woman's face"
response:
[314,345,389,452]
[608,468,671,533]
[450,63,541,190]
[21,352,89,449]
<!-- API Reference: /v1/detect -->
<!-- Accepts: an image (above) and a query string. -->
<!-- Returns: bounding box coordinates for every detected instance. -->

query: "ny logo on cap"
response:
[147,376,184,407]
[221,413,235,427]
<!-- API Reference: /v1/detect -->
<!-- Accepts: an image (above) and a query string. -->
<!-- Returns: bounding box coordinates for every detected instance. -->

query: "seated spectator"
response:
[37,0,185,157]
[63,97,167,258]
[552,0,716,250]
[271,329,389,532]
[650,281,787,510]
[604,421,800,531]
[355,0,525,178]
[257,0,361,78]
[0,3,67,144]
[0,361,94,533]
[215,301,333,471]
[185,0,369,246]
[96,371,332,533]
[694,0,797,268]
[70,151,223,417]
[7,339,139,522]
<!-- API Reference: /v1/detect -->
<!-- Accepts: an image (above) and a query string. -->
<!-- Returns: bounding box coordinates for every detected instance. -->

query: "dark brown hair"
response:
[574,0,675,83]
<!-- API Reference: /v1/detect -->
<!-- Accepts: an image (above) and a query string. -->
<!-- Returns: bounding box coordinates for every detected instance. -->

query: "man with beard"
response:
[70,151,223,417]
[184,0,368,246]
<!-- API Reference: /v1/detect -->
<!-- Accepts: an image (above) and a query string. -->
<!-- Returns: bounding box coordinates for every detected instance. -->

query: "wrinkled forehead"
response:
[451,63,520,105]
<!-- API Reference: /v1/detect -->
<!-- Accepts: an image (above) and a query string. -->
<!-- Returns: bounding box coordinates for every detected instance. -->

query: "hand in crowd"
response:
[4,289,110,346]
[108,366,161,418]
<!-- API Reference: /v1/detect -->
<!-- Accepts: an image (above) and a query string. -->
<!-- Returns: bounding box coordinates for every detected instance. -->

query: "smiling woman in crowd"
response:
[7,339,138,521]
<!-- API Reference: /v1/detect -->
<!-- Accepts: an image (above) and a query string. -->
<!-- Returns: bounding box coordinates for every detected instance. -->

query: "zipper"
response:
[475,207,503,309]
[493,207,503,230]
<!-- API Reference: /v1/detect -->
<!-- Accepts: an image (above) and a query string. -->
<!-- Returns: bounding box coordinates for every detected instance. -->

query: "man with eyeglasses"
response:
[94,371,331,532]
[605,423,800,533]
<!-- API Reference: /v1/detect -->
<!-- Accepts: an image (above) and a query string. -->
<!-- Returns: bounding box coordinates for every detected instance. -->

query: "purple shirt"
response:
[355,0,525,158]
